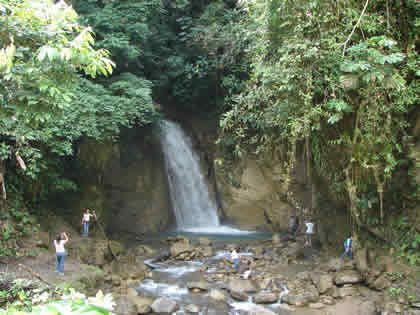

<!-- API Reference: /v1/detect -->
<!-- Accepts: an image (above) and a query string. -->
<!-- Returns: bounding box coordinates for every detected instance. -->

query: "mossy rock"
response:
[61,265,105,293]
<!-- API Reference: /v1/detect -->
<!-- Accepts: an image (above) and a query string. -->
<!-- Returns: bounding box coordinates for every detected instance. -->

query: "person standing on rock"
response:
[304,219,314,247]
[54,232,68,275]
[341,236,353,260]
[231,248,239,271]
[81,208,96,237]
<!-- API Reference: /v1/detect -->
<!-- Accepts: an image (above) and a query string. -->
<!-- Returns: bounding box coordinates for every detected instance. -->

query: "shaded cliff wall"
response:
[68,126,172,237]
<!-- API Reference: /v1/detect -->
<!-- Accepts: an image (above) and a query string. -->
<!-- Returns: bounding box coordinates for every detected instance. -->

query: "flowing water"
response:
[160,120,258,235]
[137,250,292,315]
[160,120,220,230]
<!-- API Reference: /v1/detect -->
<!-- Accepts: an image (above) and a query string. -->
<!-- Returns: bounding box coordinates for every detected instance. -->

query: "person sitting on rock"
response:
[341,236,353,260]
[231,248,239,270]
[239,260,252,279]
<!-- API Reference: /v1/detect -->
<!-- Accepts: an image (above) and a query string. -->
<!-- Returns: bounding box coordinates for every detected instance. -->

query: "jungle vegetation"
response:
[0,0,419,256]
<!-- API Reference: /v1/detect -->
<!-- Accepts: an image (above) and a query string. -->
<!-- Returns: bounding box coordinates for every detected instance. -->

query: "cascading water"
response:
[160,120,220,231]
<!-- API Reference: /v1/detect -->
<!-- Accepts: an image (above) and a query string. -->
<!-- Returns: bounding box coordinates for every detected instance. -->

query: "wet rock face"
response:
[72,129,172,237]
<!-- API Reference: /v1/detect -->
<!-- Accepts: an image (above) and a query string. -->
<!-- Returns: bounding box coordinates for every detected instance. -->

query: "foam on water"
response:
[179,225,255,234]
[230,296,255,312]
[138,280,188,297]
[213,250,254,260]
[155,262,202,277]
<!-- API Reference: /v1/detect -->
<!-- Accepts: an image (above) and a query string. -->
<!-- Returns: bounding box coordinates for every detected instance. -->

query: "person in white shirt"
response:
[305,220,315,247]
[231,248,239,270]
[53,232,68,275]
[81,208,96,237]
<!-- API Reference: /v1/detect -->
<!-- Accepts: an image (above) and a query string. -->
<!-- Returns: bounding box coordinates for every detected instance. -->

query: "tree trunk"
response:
[0,158,6,210]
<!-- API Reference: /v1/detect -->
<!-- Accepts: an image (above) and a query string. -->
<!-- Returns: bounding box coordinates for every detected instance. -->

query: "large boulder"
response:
[130,296,153,314]
[312,273,334,294]
[358,300,377,315]
[230,290,248,301]
[150,297,179,314]
[248,305,278,315]
[369,274,391,291]
[355,248,369,273]
[209,289,226,301]
[254,292,278,304]
[326,258,343,272]
[334,270,363,285]
[187,281,209,292]
[170,241,195,259]
[114,295,138,315]
[282,283,319,306]
[228,278,258,294]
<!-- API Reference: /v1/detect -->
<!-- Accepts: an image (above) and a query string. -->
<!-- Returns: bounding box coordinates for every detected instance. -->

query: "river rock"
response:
[131,296,153,314]
[355,248,369,273]
[170,242,195,259]
[334,270,362,285]
[309,302,324,309]
[358,300,376,315]
[200,246,213,257]
[114,295,138,315]
[312,273,334,294]
[126,288,138,298]
[150,297,179,314]
[230,290,248,301]
[326,258,343,271]
[254,292,278,304]
[369,273,391,291]
[248,305,278,315]
[185,304,200,313]
[209,289,226,301]
[337,285,359,297]
[132,245,155,257]
[228,278,258,293]
[187,281,209,292]
[383,302,403,314]
[282,283,319,306]
[260,278,272,290]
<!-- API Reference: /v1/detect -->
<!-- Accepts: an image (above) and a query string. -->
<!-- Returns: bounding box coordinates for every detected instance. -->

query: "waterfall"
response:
[160,120,220,230]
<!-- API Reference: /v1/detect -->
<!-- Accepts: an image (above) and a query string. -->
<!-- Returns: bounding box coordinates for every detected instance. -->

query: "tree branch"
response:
[342,0,370,56]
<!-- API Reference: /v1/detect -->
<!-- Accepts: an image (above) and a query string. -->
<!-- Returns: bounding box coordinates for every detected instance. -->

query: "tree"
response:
[0,0,115,208]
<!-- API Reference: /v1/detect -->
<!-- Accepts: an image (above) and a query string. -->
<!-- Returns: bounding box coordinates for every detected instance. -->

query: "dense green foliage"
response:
[1,0,419,260]
[219,0,419,230]
[0,0,158,208]
[0,276,114,315]
[73,0,245,113]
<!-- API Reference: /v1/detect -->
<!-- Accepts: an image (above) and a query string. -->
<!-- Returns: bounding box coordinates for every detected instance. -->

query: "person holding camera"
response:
[54,232,68,275]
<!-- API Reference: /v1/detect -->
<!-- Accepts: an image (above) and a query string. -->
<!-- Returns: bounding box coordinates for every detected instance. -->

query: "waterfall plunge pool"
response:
[142,229,273,242]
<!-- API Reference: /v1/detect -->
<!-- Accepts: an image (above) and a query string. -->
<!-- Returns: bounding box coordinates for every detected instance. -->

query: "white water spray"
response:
[160,120,220,230]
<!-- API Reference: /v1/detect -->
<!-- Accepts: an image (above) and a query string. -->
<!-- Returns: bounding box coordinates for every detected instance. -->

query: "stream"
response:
[137,247,293,315]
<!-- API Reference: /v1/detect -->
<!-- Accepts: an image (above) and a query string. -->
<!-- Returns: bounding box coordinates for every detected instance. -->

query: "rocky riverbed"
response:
[114,234,419,315]
[1,229,420,315]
